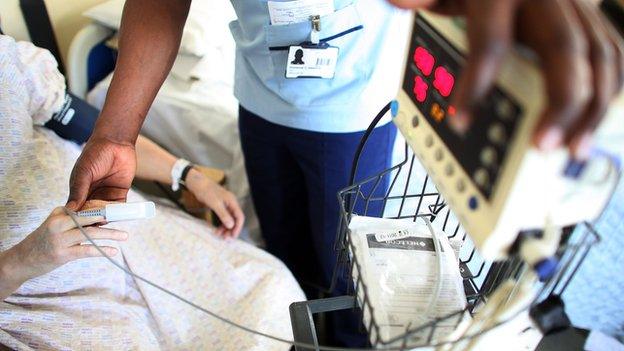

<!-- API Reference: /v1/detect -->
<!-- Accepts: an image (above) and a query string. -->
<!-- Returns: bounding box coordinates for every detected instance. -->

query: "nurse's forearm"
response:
[0,248,27,301]
[387,0,463,14]
[93,0,191,144]
[135,135,178,184]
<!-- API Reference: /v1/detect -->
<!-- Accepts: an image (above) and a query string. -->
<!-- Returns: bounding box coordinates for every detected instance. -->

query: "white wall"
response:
[45,0,107,63]
[0,0,31,41]
[0,0,107,63]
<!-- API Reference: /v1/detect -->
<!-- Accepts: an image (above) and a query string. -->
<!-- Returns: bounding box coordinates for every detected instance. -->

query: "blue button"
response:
[390,100,399,117]
[563,159,586,179]
[468,196,478,210]
[534,257,559,282]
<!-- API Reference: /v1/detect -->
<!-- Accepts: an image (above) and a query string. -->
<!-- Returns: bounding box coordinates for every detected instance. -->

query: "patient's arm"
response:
[135,136,245,238]
[0,207,127,300]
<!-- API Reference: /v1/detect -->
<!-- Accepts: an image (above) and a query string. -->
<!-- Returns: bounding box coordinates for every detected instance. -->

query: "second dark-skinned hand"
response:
[66,137,137,211]
[389,0,624,160]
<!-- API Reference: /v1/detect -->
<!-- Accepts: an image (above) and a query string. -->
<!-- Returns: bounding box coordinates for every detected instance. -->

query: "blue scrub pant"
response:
[239,105,396,346]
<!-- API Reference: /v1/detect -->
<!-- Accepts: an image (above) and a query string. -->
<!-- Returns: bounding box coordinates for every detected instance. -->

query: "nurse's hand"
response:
[185,169,245,239]
[0,207,128,300]
[389,0,624,159]
[67,136,137,211]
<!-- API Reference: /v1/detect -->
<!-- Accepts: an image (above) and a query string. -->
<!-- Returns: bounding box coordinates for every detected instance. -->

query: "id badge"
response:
[286,45,339,79]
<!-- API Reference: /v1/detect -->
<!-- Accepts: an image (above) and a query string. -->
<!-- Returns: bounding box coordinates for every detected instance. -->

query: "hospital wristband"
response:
[179,163,195,189]
[171,158,192,191]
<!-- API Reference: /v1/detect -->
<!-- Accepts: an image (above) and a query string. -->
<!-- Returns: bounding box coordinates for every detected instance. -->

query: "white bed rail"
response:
[67,23,113,99]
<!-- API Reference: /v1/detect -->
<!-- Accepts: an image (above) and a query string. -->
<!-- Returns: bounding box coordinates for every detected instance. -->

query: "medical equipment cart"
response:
[289,103,605,351]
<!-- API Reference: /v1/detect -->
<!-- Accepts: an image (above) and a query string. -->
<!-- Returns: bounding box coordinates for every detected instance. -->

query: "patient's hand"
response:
[185,169,245,239]
[0,207,128,300]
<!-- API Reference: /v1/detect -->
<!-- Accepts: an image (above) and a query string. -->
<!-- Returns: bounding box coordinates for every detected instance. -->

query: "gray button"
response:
[456,179,466,192]
[444,163,454,176]
[412,116,419,128]
[425,135,434,148]
[488,123,506,145]
[496,99,514,120]
[480,147,498,167]
[434,148,444,161]
[473,168,490,188]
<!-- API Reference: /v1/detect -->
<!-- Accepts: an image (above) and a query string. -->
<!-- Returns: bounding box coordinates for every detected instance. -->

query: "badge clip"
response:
[310,15,321,45]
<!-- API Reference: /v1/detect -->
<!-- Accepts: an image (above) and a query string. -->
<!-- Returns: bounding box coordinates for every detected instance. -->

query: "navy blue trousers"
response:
[239,106,396,346]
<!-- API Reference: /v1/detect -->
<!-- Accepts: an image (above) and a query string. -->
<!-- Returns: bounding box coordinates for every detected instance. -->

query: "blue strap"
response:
[269,25,364,51]
[19,0,66,74]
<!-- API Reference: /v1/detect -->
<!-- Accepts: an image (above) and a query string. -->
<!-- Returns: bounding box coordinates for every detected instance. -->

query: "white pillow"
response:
[83,0,236,57]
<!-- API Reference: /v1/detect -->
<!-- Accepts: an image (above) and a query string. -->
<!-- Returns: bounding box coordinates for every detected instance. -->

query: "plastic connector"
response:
[390,100,399,117]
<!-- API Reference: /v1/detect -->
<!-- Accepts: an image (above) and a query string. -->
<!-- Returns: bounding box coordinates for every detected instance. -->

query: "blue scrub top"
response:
[229,0,411,133]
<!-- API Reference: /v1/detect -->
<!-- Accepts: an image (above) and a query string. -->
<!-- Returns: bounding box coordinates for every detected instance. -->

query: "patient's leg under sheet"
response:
[0,126,303,351]
[113,191,305,350]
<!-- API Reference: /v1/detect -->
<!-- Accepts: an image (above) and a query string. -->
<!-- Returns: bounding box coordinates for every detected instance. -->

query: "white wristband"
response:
[171,158,191,191]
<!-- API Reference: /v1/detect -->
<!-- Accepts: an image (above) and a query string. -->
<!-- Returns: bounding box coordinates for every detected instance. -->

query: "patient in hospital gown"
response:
[0,35,305,350]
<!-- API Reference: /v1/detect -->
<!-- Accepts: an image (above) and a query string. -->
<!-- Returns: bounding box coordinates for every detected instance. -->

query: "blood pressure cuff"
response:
[44,92,98,144]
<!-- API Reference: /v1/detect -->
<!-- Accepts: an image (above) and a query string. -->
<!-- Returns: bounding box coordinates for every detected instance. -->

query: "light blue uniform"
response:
[229,0,410,133]
[229,2,410,345]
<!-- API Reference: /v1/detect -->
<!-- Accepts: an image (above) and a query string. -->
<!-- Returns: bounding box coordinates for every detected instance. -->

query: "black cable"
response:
[348,102,392,188]
[345,102,392,213]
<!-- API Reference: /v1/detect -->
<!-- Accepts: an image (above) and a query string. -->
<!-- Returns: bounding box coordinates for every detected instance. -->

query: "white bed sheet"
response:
[0,35,304,351]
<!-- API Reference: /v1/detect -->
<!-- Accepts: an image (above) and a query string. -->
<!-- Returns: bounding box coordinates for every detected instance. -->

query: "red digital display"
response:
[413,46,435,76]
[413,76,428,102]
[433,66,454,97]
[447,105,456,116]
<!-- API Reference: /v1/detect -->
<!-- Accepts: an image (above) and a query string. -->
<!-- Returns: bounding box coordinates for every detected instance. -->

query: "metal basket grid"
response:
[332,142,600,349]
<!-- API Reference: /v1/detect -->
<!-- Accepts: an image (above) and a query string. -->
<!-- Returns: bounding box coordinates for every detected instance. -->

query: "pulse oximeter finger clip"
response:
[76,201,156,222]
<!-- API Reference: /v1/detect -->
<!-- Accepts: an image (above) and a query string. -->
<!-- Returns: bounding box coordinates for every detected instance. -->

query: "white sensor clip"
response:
[76,201,156,222]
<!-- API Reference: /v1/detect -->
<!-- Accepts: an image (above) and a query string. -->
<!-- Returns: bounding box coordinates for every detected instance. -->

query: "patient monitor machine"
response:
[394,11,621,259]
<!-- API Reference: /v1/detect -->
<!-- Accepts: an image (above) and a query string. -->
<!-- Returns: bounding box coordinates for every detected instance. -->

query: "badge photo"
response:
[286,45,339,79]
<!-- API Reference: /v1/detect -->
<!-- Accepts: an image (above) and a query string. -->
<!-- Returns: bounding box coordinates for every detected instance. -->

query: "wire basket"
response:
[290,103,602,350]
[334,143,600,349]
[334,106,602,350]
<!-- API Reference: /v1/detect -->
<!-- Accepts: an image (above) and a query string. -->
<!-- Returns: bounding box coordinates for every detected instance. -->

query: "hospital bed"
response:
[0,27,305,350]
[3,1,624,349]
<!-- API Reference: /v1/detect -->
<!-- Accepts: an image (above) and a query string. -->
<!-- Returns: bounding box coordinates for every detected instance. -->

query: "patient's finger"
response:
[68,245,119,260]
[226,199,245,238]
[222,229,238,240]
[212,201,235,230]
[48,212,106,234]
[50,206,66,216]
[214,226,226,238]
[64,227,128,246]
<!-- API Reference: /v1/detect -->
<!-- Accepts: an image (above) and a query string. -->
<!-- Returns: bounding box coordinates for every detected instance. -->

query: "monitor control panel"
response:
[402,14,522,200]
